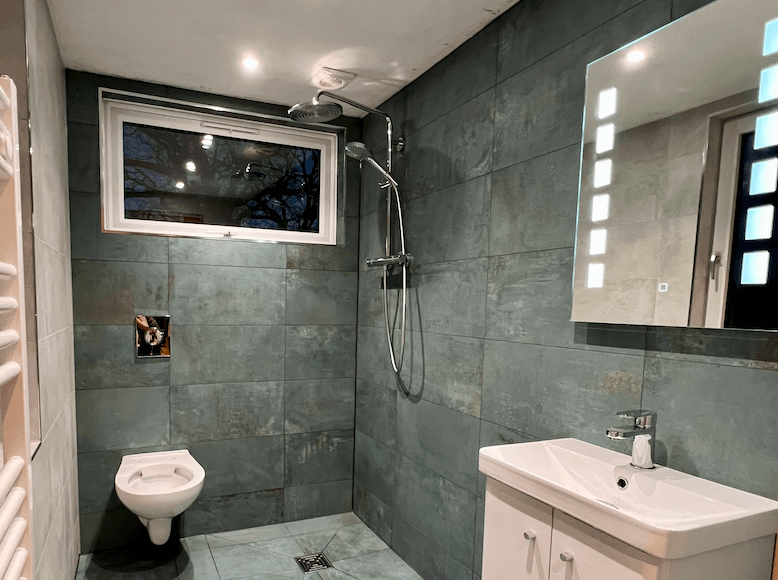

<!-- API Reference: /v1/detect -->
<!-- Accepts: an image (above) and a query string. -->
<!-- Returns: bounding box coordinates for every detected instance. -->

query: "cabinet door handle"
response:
[559,551,574,562]
[523,531,536,540]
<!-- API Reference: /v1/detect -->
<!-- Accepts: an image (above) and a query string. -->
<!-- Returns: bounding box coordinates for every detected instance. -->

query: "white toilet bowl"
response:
[115,450,205,545]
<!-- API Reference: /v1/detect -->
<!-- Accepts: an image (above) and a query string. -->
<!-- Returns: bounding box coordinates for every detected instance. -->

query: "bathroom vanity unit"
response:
[479,439,778,580]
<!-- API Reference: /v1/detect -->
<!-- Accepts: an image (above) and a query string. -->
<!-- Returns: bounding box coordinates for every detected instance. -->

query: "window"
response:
[100,91,339,244]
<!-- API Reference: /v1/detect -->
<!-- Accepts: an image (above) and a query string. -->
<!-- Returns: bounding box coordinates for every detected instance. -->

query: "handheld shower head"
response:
[346,142,398,188]
[287,100,343,123]
[345,141,372,161]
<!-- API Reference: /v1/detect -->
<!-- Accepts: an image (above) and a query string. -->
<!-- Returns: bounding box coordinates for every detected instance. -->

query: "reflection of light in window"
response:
[175,181,185,189]
[201,134,213,150]
[591,194,610,222]
[758,65,778,103]
[596,124,615,153]
[593,159,612,188]
[185,161,196,172]
[745,205,775,240]
[750,158,778,195]
[755,112,778,149]
[587,263,604,288]
[589,229,607,255]
[741,251,770,285]
[764,18,778,56]
[597,88,617,119]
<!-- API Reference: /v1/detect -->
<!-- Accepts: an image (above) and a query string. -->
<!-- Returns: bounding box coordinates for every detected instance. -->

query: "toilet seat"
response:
[115,450,205,499]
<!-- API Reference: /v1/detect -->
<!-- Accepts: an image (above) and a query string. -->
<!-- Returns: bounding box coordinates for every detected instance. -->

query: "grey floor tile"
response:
[239,571,318,580]
[210,543,300,579]
[176,548,220,580]
[179,535,210,553]
[323,523,389,562]
[207,522,291,548]
[249,536,305,558]
[333,550,423,580]
[292,529,338,554]
[285,513,360,536]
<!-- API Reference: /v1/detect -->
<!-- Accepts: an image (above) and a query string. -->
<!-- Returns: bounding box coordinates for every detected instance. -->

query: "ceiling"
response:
[47,0,520,117]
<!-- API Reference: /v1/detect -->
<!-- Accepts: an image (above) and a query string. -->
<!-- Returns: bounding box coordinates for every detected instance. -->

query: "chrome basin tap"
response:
[606,410,657,469]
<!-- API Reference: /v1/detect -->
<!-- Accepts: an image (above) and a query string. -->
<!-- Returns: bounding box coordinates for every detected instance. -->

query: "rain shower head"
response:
[287,100,343,123]
[345,141,372,161]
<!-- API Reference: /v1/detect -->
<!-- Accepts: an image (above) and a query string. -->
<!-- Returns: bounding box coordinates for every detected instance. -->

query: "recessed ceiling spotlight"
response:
[185,161,196,172]
[627,49,646,62]
[175,181,185,189]
[242,56,260,70]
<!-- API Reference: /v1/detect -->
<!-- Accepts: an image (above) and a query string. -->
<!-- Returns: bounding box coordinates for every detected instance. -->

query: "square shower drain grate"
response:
[295,552,333,573]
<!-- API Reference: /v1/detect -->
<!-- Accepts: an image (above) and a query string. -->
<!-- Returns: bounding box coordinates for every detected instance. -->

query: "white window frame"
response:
[100,91,339,244]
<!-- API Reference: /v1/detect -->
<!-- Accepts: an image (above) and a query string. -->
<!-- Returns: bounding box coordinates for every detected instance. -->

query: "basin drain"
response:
[295,552,333,573]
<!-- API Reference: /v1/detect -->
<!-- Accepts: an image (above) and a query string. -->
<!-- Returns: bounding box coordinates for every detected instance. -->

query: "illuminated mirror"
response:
[572,0,778,330]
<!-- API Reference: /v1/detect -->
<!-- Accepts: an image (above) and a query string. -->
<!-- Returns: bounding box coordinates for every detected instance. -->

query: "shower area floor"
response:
[75,512,423,580]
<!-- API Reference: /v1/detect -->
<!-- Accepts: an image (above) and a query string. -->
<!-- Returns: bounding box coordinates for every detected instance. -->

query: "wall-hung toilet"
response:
[115,450,205,545]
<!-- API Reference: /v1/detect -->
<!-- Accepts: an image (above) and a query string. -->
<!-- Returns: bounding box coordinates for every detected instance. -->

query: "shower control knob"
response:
[523,531,536,541]
[559,551,574,562]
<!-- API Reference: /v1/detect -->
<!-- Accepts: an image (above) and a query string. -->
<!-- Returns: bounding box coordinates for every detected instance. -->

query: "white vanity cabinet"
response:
[482,478,552,580]
[483,474,776,580]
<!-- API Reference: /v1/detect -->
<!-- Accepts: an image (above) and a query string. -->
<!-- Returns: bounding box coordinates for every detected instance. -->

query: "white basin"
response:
[479,438,778,559]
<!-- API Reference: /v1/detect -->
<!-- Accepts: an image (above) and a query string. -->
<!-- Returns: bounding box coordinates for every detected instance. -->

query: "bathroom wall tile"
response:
[396,397,480,494]
[171,382,284,443]
[403,90,494,201]
[35,457,79,580]
[355,431,395,504]
[477,420,539,498]
[76,445,171,515]
[671,0,713,19]
[494,0,671,170]
[323,523,389,563]
[284,378,355,434]
[283,480,353,522]
[481,341,642,448]
[285,326,356,380]
[405,23,498,132]
[411,259,488,338]
[286,216,359,272]
[391,514,473,580]
[168,237,286,269]
[32,393,76,560]
[285,270,358,326]
[68,122,99,193]
[644,326,778,370]
[486,249,575,348]
[35,239,73,337]
[190,436,284,498]
[355,379,397,448]
[399,331,484,417]
[356,326,396,390]
[488,145,579,256]
[357,269,385,329]
[170,264,285,326]
[473,498,485,575]
[71,259,168,326]
[38,326,75,436]
[74,325,170,389]
[642,357,778,500]
[404,175,491,266]
[183,488,285,537]
[76,387,170,452]
[357,208,385,272]
[354,482,393,545]
[394,454,477,566]
[70,192,169,263]
[284,430,354,486]
[65,70,98,125]
[171,325,285,385]
[496,0,643,82]
[79,507,154,554]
